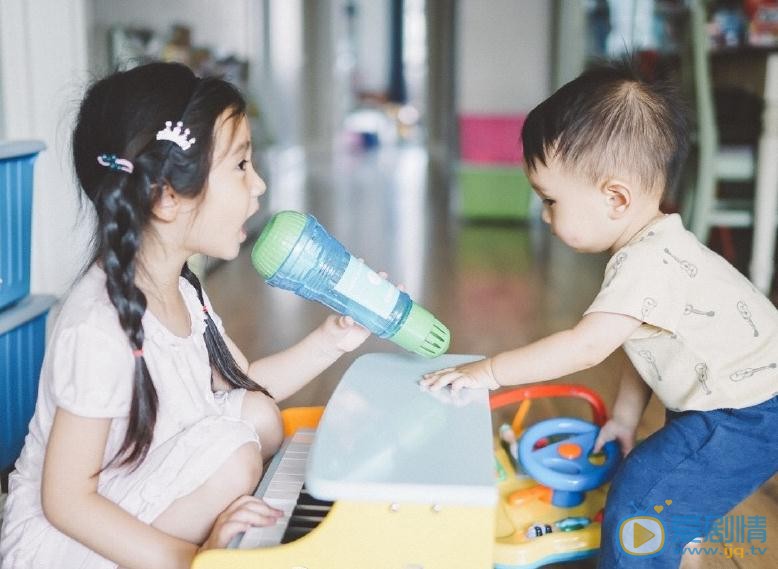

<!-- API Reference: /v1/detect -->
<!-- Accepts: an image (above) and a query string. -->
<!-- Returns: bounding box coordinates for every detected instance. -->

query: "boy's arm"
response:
[611,353,653,428]
[594,354,653,455]
[421,311,642,391]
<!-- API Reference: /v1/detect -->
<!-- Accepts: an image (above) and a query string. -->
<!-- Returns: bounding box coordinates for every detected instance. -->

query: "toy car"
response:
[490,384,621,568]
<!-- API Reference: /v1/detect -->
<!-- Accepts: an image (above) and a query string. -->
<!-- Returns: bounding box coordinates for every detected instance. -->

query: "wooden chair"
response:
[681,0,757,247]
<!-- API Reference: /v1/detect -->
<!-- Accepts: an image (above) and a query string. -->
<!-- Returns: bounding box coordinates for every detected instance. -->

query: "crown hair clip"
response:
[156,120,196,151]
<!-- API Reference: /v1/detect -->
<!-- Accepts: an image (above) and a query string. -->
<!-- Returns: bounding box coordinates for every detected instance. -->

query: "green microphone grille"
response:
[251,211,308,279]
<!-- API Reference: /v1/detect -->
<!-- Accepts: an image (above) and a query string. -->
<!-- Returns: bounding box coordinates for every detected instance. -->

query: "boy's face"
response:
[527,158,624,253]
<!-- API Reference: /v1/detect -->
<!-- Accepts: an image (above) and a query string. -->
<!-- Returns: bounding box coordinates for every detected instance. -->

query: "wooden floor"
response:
[206,144,777,568]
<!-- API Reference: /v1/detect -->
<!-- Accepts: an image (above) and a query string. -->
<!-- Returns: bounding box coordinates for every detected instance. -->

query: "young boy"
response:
[422,62,777,568]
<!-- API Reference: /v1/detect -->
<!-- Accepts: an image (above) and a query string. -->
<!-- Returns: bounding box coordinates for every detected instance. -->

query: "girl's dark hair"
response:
[522,59,689,197]
[72,62,271,470]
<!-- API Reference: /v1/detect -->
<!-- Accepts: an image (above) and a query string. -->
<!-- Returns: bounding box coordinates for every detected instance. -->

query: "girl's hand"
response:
[593,418,638,456]
[318,314,371,354]
[420,358,500,392]
[198,495,283,552]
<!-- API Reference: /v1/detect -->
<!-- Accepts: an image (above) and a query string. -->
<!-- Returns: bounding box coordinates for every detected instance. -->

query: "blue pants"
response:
[597,395,778,568]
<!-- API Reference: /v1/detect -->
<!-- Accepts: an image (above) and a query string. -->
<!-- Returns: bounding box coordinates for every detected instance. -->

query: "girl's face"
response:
[186,113,265,260]
[527,159,620,253]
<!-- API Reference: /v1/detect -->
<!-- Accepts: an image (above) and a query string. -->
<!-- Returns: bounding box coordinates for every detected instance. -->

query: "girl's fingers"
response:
[226,509,281,527]
[223,495,283,518]
[222,495,262,515]
[243,500,284,518]
[211,517,272,548]
[377,270,406,292]
[335,315,363,330]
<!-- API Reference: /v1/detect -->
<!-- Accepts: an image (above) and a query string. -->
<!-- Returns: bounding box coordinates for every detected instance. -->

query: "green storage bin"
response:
[457,165,533,221]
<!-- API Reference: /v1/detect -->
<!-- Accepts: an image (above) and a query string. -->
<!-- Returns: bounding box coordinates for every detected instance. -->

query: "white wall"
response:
[457,0,552,114]
[0,0,92,297]
[354,0,390,95]
[268,0,305,149]
[553,0,587,90]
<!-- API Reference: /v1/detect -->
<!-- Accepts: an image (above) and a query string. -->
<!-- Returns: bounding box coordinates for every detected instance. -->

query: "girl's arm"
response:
[421,311,643,390]
[222,314,369,401]
[42,408,197,569]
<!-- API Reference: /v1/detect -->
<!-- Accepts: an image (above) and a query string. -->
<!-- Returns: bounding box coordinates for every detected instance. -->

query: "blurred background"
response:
[1,1,777,565]
[4,0,776,393]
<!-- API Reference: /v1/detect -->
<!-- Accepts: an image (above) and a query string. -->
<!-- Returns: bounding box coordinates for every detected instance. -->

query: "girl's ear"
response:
[151,184,181,222]
[603,179,631,219]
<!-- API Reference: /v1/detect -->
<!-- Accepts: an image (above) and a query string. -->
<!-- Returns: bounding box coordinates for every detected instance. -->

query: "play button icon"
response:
[633,521,655,548]
[619,516,665,556]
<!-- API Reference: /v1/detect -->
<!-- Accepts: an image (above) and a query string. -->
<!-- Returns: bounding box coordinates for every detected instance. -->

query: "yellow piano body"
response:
[193,353,497,569]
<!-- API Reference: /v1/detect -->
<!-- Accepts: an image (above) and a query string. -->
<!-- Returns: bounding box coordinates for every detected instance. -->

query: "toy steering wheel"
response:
[519,417,620,507]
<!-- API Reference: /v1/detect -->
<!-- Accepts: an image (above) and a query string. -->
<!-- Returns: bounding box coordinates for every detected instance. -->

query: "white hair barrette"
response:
[97,154,134,174]
[156,120,196,151]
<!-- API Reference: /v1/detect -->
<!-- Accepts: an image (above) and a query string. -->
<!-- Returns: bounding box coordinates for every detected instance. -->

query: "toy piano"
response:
[193,353,498,569]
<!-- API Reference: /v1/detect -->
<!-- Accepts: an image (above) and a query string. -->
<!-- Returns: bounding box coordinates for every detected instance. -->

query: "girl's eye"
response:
[238,159,249,172]
[542,198,555,206]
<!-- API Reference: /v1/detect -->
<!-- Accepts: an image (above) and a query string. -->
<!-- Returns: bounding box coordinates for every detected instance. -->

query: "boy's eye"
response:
[238,159,249,171]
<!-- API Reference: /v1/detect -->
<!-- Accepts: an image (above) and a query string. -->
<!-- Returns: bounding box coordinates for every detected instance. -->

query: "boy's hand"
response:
[318,314,371,354]
[420,358,500,392]
[593,418,638,456]
[199,495,283,551]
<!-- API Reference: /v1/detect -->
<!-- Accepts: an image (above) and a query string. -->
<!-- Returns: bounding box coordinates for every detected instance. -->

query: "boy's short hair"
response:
[522,60,689,197]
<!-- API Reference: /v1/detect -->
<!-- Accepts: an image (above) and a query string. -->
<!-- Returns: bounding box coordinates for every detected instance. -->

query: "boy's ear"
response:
[151,184,181,222]
[602,180,631,219]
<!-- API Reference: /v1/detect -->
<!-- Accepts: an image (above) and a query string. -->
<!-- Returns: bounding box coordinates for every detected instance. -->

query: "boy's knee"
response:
[241,391,283,460]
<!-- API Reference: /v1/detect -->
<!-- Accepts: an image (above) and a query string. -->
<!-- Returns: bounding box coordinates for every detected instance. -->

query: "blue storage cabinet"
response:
[0,140,46,311]
[0,295,56,471]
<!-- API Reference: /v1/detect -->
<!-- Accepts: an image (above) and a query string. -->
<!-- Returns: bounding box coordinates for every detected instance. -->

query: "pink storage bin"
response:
[459,114,525,165]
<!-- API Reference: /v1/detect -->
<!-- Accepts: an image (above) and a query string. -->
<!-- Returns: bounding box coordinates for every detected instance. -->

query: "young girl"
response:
[0,62,370,569]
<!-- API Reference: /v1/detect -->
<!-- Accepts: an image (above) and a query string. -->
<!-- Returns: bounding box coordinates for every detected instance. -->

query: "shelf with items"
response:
[0,295,57,475]
[0,142,58,483]
[0,141,46,312]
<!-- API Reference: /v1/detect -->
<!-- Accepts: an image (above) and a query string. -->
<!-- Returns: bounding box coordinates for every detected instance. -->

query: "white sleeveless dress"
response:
[0,265,258,569]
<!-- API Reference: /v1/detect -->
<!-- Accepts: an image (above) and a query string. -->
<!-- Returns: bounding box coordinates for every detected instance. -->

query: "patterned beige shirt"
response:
[585,214,777,411]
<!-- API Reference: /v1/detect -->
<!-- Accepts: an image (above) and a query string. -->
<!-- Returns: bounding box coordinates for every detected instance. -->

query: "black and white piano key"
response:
[235,430,315,550]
